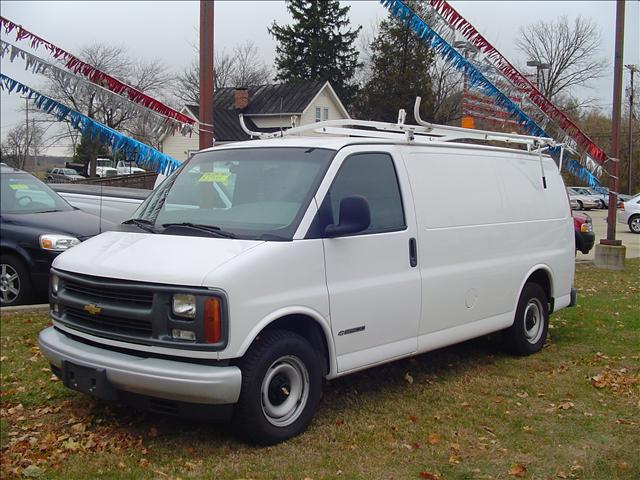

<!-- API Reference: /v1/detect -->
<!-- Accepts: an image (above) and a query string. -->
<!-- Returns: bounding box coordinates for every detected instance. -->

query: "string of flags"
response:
[0,40,189,138]
[0,15,195,127]
[1,74,181,176]
[380,0,606,191]
[424,0,608,166]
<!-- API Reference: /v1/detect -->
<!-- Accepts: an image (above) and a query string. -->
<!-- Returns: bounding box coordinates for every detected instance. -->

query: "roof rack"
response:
[238,97,556,151]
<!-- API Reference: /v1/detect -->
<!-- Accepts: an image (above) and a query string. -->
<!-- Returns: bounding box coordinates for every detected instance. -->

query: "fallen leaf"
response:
[22,465,44,478]
[427,433,441,445]
[404,372,414,384]
[558,401,575,410]
[139,458,149,468]
[419,472,440,480]
[509,463,527,477]
[147,426,159,438]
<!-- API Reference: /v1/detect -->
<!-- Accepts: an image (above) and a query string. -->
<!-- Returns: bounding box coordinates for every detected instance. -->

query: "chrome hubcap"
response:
[523,298,544,344]
[0,264,20,304]
[261,355,309,427]
[631,218,640,233]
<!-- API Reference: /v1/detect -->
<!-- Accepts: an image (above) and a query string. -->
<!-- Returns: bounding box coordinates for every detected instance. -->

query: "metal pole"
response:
[25,97,29,170]
[626,65,636,195]
[605,0,625,243]
[199,0,214,151]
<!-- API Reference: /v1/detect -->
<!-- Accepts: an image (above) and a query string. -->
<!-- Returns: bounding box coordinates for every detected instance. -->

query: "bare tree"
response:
[172,41,272,106]
[516,16,608,100]
[43,43,171,175]
[1,123,45,170]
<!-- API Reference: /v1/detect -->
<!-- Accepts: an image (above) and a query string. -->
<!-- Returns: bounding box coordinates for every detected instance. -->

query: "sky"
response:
[1,0,638,156]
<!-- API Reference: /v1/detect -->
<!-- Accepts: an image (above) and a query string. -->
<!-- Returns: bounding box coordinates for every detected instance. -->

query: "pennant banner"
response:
[1,74,181,175]
[0,15,195,126]
[0,40,190,138]
[423,0,608,166]
[380,0,605,189]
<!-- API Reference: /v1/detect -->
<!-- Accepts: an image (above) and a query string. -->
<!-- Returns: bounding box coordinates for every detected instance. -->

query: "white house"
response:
[161,80,350,163]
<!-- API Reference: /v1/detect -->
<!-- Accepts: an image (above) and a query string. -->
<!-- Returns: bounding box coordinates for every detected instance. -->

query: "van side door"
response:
[310,147,421,373]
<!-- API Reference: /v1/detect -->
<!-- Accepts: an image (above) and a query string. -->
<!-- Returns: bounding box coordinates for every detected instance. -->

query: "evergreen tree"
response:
[73,135,109,175]
[269,0,361,106]
[354,6,435,123]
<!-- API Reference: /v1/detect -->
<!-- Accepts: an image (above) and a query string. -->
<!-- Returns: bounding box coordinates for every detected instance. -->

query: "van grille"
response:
[65,306,152,335]
[65,278,153,307]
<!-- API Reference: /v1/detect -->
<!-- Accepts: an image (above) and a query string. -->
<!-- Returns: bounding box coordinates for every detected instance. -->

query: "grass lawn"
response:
[1,260,638,479]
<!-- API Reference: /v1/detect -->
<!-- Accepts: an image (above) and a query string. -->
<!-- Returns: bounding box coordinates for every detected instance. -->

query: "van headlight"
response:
[39,234,81,252]
[172,294,196,319]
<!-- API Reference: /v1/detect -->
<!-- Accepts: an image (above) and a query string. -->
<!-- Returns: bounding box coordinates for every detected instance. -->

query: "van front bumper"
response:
[38,327,241,405]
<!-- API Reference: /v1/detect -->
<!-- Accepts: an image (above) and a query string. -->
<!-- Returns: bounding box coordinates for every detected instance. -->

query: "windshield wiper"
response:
[161,222,236,239]
[122,218,157,233]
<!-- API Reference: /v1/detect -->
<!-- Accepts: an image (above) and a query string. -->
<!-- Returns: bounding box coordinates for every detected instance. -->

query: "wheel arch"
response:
[516,265,554,314]
[0,244,33,270]
[237,308,336,378]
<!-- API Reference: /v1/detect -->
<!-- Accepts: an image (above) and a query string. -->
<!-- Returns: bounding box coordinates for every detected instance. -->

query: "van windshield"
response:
[132,147,335,240]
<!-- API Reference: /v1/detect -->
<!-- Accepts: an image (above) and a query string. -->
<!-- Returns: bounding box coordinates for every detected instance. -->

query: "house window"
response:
[315,107,321,123]
[323,107,329,121]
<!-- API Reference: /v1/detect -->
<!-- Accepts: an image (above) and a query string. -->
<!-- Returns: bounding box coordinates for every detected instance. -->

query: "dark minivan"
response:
[0,164,111,306]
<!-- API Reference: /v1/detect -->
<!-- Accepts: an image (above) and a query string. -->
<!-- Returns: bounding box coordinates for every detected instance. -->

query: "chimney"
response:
[234,87,249,110]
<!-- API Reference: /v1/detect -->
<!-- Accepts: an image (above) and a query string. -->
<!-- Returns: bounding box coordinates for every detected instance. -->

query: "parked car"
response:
[116,160,145,175]
[0,164,112,306]
[567,187,598,210]
[96,158,118,178]
[582,187,609,209]
[617,193,640,234]
[573,212,594,254]
[39,121,576,445]
[45,168,86,183]
[51,183,150,224]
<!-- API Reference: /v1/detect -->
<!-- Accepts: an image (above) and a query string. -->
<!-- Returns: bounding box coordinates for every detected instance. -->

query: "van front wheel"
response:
[505,283,548,356]
[232,330,322,445]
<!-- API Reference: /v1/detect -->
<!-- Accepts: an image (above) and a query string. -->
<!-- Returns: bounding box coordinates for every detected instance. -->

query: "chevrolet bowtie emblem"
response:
[83,303,102,315]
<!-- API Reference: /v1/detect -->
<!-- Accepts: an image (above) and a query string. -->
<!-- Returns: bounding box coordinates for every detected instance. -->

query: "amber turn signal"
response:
[203,297,222,343]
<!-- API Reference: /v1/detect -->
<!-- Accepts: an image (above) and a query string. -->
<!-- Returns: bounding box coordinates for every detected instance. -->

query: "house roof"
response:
[184,80,346,142]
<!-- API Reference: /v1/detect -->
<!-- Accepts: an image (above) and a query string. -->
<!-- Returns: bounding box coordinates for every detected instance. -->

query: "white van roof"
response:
[202,135,553,161]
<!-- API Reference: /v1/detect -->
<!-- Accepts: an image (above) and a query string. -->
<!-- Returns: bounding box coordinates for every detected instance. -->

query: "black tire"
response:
[504,283,548,356]
[0,254,32,306]
[232,329,322,445]
[629,215,640,234]
[577,200,584,211]
[599,199,606,209]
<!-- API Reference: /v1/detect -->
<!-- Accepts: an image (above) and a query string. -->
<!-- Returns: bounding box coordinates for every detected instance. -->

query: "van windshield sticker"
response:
[198,172,229,185]
[9,184,29,190]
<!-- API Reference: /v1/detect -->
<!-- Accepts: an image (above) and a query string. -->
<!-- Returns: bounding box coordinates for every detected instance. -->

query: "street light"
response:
[526,60,551,91]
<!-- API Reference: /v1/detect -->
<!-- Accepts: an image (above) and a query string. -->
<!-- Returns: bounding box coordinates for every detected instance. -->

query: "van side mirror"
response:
[324,195,371,238]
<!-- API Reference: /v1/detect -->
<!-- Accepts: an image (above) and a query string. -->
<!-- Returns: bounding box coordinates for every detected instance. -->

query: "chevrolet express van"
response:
[39,120,576,444]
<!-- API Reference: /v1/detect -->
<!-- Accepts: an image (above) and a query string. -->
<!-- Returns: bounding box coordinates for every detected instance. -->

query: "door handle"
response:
[409,237,417,267]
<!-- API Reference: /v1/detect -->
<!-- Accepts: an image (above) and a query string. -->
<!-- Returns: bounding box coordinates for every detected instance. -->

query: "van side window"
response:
[321,153,405,235]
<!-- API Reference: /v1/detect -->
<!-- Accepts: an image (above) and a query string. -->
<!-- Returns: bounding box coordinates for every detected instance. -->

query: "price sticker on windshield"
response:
[9,183,29,190]
[198,172,229,186]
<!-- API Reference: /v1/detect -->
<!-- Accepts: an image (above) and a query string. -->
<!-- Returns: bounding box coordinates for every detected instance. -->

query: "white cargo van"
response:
[39,118,576,444]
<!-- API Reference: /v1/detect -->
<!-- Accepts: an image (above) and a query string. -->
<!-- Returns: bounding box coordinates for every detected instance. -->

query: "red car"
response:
[573,212,594,254]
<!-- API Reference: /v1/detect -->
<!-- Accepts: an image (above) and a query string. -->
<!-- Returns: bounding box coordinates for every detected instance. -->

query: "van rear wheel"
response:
[505,283,548,356]
[232,330,322,445]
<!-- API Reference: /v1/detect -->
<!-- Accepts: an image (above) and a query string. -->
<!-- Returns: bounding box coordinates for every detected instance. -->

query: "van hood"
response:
[52,231,264,286]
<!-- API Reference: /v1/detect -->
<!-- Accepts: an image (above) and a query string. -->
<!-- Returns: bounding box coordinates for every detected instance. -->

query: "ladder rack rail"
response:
[238,103,556,150]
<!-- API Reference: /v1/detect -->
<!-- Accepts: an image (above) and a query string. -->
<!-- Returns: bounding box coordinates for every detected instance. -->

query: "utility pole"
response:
[625,64,638,195]
[199,0,214,151]
[595,0,626,269]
